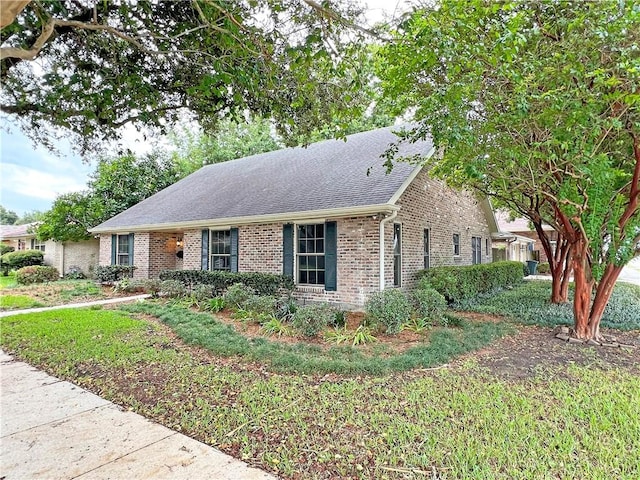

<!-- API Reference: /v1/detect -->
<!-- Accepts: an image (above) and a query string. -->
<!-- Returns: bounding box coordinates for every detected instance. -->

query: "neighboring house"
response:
[90,127,497,308]
[493,211,557,263]
[0,223,100,277]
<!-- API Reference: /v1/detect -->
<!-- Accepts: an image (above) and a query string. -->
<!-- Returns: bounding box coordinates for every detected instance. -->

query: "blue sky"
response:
[0,124,94,216]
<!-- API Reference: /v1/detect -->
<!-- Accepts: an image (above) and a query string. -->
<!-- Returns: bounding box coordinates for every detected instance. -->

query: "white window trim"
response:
[294,222,326,286]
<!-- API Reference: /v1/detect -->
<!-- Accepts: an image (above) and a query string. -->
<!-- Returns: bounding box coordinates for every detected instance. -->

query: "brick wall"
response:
[98,234,112,265]
[96,170,493,308]
[62,239,100,277]
[391,169,492,290]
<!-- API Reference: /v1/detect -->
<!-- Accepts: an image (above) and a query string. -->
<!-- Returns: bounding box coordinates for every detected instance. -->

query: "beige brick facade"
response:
[96,169,493,308]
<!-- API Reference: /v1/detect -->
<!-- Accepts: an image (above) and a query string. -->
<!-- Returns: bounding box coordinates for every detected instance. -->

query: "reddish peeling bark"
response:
[532,217,571,303]
[571,237,595,340]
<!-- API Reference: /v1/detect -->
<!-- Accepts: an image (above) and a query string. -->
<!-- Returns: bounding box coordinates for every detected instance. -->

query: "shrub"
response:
[205,297,225,313]
[159,280,187,298]
[191,284,215,303]
[365,289,412,334]
[292,303,334,337]
[95,265,136,283]
[243,294,277,315]
[260,316,293,337]
[0,244,15,255]
[412,286,447,325]
[15,265,59,285]
[416,261,524,305]
[275,296,298,321]
[1,249,44,270]
[64,265,85,280]
[537,262,551,274]
[223,283,255,309]
[159,269,294,296]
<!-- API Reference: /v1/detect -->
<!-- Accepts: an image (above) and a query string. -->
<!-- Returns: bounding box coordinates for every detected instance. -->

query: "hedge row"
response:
[416,261,524,305]
[159,270,295,296]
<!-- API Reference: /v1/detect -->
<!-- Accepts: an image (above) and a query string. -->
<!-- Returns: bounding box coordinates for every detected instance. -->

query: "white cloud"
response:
[0,163,87,201]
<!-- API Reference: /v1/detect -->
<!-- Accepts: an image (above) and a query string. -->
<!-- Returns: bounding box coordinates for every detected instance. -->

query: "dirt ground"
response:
[455,322,640,379]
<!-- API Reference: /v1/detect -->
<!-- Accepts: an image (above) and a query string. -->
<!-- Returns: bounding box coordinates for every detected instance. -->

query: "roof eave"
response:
[88,203,399,234]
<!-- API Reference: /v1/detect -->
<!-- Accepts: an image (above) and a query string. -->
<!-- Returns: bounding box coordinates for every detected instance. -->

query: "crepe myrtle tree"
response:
[377,0,639,341]
[0,0,373,155]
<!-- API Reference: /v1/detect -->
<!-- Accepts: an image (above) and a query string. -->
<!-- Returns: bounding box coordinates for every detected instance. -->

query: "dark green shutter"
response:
[230,228,239,273]
[283,224,293,278]
[111,234,117,265]
[201,230,209,270]
[325,221,337,291]
[30,239,35,249]
[128,233,135,266]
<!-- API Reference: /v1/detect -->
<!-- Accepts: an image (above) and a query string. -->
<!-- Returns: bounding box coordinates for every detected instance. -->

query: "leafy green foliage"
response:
[38,152,184,242]
[260,316,293,337]
[15,265,59,285]
[159,280,187,298]
[14,210,45,225]
[377,0,640,330]
[417,262,524,305]
[206,297,225,313]
[63,266,86,280]
[292,303,334,338]
[1,250,44,270]
[95,265,136,283]
[465,281,640,331]
[412,287,447,325]
[171,117,282,170]
[365,289,412,334]
[0,244,14,256]
[223,283,256,310]
[351,325,377,346]
[537,263,551,274]
[160,270,294,297]
[0,205,18,225]
[2,1,371,155]
[243,295,277,316]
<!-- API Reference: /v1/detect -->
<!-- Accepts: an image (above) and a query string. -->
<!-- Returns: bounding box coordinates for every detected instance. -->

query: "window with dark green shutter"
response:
[210,230,231,271]
[283,224,294,277]
[297,223,325,285]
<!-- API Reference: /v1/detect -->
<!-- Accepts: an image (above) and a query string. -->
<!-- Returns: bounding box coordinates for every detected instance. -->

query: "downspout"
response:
[379,210,398,291]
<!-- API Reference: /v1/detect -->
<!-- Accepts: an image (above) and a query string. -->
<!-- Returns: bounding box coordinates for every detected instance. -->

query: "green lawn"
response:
[0,273,17,289]
[1,307,638,479]
[0,294,43,310]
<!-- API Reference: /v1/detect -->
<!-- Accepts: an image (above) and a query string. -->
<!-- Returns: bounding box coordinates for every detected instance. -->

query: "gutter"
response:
[89,203,399,234]
[379,210,398,291]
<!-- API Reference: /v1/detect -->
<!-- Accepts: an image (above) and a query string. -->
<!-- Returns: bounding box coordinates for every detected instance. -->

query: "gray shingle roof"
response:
[92,126,433,232]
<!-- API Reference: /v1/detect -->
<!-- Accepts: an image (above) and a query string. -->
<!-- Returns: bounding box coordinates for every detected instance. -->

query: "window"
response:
[485,238,490,257]
[423,228,431,269]
[209,230,231,271]
[393,223,402,286]
[297,224,325,285]
[472,236,482,264]
[17,239,26,251]
[453,233,460,256]
[116,234,131,265]
[31,239,45,252]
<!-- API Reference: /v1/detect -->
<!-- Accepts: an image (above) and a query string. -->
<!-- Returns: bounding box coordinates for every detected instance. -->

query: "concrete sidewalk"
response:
[0,350,276,479]
[0,294,152,318]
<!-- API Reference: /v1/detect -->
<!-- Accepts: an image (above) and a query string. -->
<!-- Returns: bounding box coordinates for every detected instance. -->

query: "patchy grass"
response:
[1,307,638,479]
[120,302,513,375]
[2,280,109,307]
[0,273,17,289]
[462,280,640,330]
[0,294,43,310]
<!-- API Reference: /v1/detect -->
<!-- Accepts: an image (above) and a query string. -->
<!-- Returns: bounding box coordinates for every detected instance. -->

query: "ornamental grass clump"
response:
[365,289,412,334]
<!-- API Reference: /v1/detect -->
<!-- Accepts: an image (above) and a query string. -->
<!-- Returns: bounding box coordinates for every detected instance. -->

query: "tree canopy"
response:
[37,151,183,242]
[377,0,639,340]
[1,0,372,154]
[0,205,19,225]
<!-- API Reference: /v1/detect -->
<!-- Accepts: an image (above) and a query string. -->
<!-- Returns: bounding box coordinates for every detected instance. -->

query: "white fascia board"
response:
[89,204,399,234]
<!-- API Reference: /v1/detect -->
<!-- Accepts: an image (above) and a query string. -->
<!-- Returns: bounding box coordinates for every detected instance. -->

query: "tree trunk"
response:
[572,236,595,340]
[550,238,572,303]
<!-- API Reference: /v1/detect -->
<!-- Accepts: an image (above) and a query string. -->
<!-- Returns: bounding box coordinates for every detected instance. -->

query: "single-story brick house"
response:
[90,127,497,308]
[0,223,100,276]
